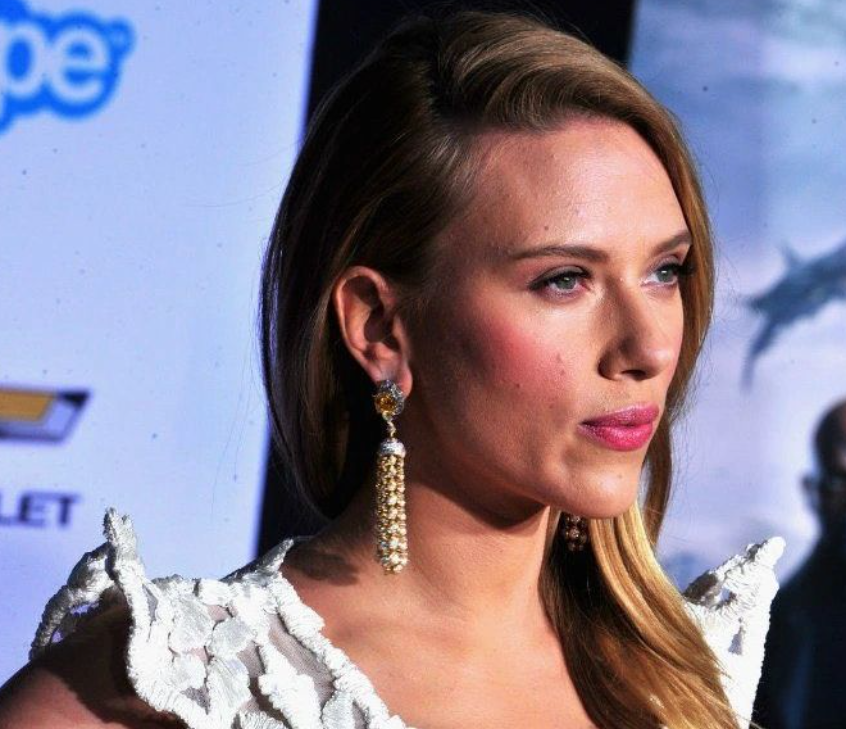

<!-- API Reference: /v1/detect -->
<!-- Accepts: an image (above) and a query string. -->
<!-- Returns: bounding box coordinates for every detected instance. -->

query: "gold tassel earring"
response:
[562,513,589,552]
[373,379,408,573]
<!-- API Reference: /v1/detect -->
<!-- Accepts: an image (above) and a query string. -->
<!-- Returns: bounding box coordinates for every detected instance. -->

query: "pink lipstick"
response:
[578,404,659,452]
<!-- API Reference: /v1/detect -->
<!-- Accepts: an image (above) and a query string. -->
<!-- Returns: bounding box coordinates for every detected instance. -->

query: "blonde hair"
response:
[261,10,739,728]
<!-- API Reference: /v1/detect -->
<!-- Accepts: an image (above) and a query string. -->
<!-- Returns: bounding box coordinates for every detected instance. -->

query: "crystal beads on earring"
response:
[373,379,408,574]
[562,513,589,552]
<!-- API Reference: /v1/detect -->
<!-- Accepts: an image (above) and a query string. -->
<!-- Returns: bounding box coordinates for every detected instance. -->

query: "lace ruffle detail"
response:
[31,509,783,729]
[683,536,786,728]
[31,509,413,729]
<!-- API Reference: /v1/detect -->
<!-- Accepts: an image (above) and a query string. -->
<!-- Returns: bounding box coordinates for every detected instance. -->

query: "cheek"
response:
[446,297,585,409]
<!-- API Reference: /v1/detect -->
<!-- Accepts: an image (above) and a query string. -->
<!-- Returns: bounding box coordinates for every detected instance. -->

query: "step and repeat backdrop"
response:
[631,0,846,590]
[631,3,846,723]
[0,0,317,680]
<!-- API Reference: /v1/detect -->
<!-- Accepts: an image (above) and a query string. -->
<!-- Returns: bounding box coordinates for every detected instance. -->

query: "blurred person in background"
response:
[754,397,846,729]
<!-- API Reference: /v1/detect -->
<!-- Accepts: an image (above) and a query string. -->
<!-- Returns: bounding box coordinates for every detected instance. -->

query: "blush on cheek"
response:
[463,309,580,400]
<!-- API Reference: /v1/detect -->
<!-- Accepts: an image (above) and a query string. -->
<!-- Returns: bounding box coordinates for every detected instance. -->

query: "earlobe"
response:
[332,266,414,397]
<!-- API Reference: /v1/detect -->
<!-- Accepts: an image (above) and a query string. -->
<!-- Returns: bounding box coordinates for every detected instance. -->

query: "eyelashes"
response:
[536,259,697,297]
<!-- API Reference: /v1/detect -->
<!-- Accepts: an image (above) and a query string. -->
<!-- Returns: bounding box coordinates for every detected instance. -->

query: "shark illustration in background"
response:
[742,238,846,389]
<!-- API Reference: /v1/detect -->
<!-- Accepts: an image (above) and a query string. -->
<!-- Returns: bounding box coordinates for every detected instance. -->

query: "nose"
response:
[597,285,680,382]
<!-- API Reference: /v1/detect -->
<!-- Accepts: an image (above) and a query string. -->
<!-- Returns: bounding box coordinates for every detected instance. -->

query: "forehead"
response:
[442,118,687,260]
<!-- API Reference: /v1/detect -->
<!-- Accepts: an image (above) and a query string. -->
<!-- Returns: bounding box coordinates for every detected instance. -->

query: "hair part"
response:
[260,10,744,727]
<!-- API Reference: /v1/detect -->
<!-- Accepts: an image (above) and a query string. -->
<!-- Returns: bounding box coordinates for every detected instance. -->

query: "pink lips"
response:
[578,404,659,452]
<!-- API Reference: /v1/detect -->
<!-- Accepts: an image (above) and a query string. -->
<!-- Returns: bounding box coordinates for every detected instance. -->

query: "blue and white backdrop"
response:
[1,0,317,678]
[631,0,846,587]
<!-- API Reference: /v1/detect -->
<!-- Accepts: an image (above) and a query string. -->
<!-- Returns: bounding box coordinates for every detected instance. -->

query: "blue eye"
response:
[544,270,585,293]
[536,260,695,297]
[652,262,687,285]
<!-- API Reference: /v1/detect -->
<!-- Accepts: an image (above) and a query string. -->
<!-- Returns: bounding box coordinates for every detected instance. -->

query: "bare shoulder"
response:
[0,602,183,729]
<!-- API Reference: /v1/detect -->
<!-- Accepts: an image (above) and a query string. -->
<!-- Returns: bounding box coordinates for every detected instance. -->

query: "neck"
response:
[310,474,556,638]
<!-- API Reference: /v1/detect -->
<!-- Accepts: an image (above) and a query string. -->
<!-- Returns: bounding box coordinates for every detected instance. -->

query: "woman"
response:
[0,10,783,729]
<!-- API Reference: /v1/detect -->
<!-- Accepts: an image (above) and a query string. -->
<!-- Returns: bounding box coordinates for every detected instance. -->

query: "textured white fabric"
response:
[682,536,785,727]
[31,509,785,729]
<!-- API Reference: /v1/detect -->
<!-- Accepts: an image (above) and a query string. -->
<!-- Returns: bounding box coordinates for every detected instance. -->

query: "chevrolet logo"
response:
[0,387,89,442]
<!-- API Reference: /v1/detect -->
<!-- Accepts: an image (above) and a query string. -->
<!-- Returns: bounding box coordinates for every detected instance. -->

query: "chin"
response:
[552,471,641,519]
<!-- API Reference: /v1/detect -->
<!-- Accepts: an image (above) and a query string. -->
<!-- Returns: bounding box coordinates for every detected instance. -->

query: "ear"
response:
[801,474,815,494]
[332,265,413,398]
[801,474,819,512]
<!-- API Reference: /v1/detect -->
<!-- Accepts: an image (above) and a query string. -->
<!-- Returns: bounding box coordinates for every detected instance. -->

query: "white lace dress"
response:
[31,509,785,729]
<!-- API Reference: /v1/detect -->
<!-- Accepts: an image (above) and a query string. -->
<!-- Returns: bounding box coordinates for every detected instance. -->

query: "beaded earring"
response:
[562,513,589,552]
[372,379,408,573]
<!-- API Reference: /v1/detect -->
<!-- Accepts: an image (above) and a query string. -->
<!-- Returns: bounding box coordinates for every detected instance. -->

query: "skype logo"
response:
[0,0,133,134]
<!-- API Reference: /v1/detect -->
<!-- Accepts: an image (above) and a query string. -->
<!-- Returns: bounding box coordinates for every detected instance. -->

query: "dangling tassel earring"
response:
[562,513,589,552]
[373,379,408,573]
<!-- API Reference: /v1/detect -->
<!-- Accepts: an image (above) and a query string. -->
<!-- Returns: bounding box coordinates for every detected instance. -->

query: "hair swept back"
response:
[261,10,744,728]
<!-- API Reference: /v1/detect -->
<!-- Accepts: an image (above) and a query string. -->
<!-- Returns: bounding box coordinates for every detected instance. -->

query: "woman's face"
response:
[402,117,691,523]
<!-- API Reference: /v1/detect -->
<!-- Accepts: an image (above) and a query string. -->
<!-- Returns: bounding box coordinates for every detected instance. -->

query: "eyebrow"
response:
[508,231,693,263]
